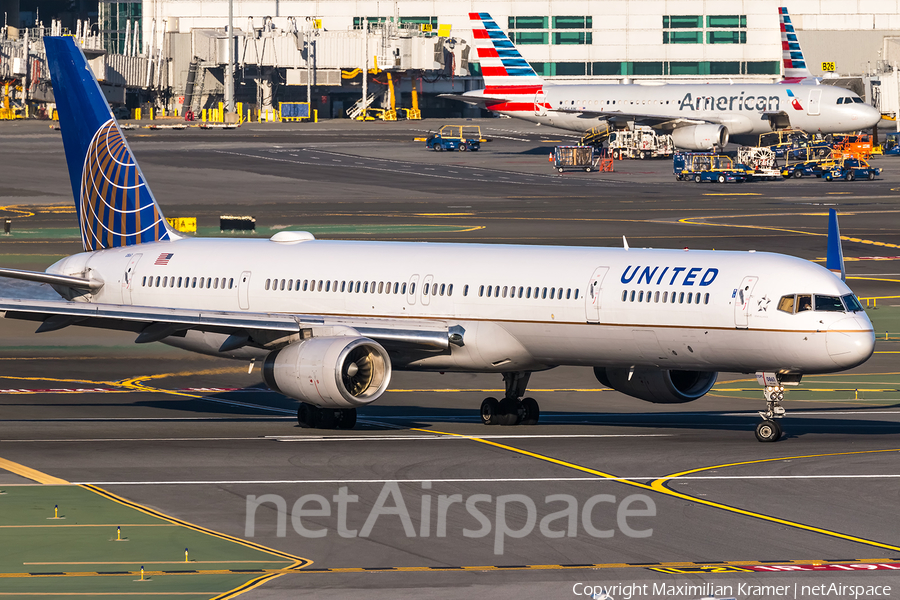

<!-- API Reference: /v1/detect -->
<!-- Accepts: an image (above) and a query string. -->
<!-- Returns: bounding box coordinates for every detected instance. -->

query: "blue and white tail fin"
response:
[44,36,174,252]
[468,12,544,97]
[779,7,814,83]
[826,209,846,281]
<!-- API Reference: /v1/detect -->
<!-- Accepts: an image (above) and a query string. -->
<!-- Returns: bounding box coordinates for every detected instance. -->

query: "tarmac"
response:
[1,118,900,599]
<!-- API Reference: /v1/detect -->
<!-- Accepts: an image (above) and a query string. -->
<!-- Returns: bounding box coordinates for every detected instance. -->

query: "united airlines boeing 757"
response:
[447,10,881,150]
[0,37,875,441]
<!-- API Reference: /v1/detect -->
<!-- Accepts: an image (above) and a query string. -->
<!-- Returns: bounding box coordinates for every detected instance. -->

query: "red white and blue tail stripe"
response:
[469,12,544,109]
[779,7,813,83]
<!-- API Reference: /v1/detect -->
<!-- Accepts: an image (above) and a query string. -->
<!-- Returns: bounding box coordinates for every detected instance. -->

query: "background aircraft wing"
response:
[439,93,509,107]
[0,298,455,351]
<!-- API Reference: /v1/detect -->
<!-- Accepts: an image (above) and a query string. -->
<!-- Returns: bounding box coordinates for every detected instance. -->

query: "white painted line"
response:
[266,433,670,442]
[72,474,900,486]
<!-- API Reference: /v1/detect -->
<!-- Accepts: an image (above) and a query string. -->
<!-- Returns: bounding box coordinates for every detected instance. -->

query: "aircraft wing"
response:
[0,298,455,351]
[553,107,709,130]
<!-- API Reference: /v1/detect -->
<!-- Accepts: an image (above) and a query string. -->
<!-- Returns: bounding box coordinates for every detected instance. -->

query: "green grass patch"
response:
[0,486,303,598]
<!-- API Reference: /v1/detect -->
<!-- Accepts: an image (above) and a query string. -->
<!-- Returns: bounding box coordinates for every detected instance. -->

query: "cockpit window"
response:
[852,97,864,104]
[842,293,864,312]
[815,295,845,312]
[837,98,844,104]
[777,295,795,313]
[797,294,812,312]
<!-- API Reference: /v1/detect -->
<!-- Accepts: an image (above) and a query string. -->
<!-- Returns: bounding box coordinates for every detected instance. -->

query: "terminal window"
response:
[663,31,702,44]
[663,14,746,45]
[508,16,548,29]
[708,30,747,44]
[513,31,549,44]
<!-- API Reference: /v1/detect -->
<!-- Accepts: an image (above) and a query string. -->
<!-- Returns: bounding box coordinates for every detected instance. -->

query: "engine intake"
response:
[263,337,391,409]
[671,124,729,151]
[594,367,717,404]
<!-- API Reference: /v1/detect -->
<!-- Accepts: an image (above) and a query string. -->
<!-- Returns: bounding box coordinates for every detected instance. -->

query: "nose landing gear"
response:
[754,372,795,441]
[480,372,540,426]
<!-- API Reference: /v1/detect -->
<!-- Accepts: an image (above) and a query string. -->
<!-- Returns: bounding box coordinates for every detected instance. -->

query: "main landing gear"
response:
[297,402,357,430]
[755,377,787,442]
[480,372,540,426]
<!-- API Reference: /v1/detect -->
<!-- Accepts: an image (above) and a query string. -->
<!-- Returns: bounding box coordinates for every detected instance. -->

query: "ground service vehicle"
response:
[426,125,483,152]
[551,146,598,172]
[781,159,828,178]
[823,157,881,181]
[674,152,750,183]
[608,127,675,160]
[883,132,900,156]
[737,146,781,180]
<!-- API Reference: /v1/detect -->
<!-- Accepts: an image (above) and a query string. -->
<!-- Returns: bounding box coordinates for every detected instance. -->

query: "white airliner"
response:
[447,10,882,149]
[0,37,875,442]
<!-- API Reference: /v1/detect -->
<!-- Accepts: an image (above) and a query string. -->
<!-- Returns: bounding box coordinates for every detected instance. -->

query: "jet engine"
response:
[671,124,729,150]
[594,367,717,404]
[263,337,391,409]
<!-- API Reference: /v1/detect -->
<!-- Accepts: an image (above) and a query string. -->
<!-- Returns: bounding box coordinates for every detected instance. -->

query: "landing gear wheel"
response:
[497,398,521,426]
[694,174,702,183]
[481,397,500,425]
[755,420,782,442]
[316,408,337,430]
[335,408,357,430]
[297,402,316,428]
[521,397,540,426]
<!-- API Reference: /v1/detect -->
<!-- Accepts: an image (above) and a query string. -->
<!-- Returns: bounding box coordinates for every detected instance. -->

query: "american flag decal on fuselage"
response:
[469,12,547,114]
[154,253,174,266]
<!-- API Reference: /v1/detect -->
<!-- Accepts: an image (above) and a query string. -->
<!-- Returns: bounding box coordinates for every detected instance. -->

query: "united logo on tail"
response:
[44,36,173,252]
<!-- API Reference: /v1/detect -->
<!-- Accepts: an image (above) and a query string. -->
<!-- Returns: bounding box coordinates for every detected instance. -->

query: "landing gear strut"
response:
[480,372,540,426]
[297,402,357,430]
[755,380,786,442]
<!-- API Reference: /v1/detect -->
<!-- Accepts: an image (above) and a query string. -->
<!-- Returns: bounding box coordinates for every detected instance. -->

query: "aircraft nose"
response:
[826,316,875,368]
[858,104,882,129]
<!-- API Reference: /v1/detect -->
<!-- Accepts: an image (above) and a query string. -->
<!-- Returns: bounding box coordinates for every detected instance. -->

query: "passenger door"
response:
[734,276,759,328]
[238,271,251,310]
[808,89,822,116]
[121,253,142,305]
[585,267,609,323]
[534,92,547,116]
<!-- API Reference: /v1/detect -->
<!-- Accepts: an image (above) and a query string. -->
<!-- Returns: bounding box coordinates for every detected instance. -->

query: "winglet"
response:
[826,208,846,281]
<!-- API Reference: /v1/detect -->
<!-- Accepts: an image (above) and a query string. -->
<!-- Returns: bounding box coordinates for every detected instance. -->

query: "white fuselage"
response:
[47,236,875,376]
[489,83,881,139]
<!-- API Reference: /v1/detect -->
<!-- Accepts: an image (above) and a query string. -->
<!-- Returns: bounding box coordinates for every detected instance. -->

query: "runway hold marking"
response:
[702,193,761,196]
[2,559,899,579]
[414,428,900,554]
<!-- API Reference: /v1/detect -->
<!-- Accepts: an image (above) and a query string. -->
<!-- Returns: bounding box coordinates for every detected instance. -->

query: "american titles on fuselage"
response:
[678,92,781,113]
[621,266,719,287]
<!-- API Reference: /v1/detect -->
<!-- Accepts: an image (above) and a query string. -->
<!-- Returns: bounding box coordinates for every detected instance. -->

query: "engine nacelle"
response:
[671,124,729,150]
[263,337,391,409]
[594,367,717,404]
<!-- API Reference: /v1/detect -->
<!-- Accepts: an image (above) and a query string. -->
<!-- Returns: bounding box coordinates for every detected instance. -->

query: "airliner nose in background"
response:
[0,36,875,442]
[446,9,882,150]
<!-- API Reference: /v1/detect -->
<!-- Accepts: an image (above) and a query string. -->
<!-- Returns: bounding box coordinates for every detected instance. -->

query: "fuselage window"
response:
[355,281,361,293]
[230,278,235,289]
[301,280,307,291]
[378,282,384,294]
[622,290,627,302]
[629,290,635,302]
[433,283,439,296]
[662,291,668,303]
[464,285,469,297]
[143,276,148,286]
[362,281,368,293]
[558,287,563,300]
[695,292,701,304]
[341,281,346,292]
[815,295,845,312]
[371,281,376,293]
[479,285,484,297]
[574,289,579,300]
[402,282,408,294]
[797,294,812,312]
[679,292,684,303]
[638,290,643,302]
[646,291,652,303]
[287,279,292,291]
[203,277,209,288]
[441,284,446,296]
[392,282,398,294]
[704,293,709,305]
[654,291,659,302]
[566,289,571,300]
[162,277,167,288]
[175,276,181,288]
[526,287,532,299]
[550,288,555,300]
[542,287,547,299]
[486,286,491,298]
[192,277,197,288]
[408,282,414,294]
[322,281,329,292]
[502,286,508,298]
[424,284,430,296]
[518,286,523,298]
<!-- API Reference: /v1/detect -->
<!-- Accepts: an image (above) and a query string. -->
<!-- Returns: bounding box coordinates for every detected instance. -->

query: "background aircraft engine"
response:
[671,124,729,150]
[263,337,391,409]
[593,367,717,404]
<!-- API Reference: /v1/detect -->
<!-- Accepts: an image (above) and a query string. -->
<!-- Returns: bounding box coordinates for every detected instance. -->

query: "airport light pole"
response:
[224,0,234,113]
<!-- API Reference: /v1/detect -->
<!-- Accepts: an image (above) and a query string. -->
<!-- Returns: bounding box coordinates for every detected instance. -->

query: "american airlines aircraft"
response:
[0,37,875,442]
[447,10,882,150]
